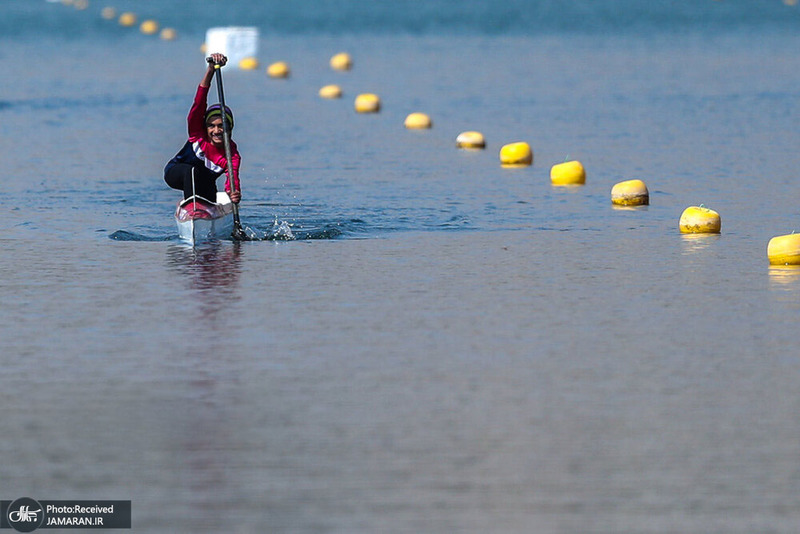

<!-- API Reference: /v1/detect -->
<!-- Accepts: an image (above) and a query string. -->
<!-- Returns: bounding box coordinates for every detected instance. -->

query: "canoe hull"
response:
[174,193,234,245]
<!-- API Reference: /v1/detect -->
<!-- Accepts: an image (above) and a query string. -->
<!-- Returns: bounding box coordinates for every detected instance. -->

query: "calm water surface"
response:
[2,2,800,532]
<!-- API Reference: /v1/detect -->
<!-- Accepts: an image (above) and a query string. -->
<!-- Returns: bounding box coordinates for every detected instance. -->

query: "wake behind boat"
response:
[175,192,234,245]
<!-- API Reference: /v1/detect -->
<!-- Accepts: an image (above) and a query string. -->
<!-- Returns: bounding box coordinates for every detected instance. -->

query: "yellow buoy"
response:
[330,52,353,71]
[100,6,116,20]
[319,84,343,99]
[404,112,432,129]
[767,233,800,265]
[140,20,159,35]
[611,179,649,205]
[73,0,89,10]
[118,12,137,27]
[550,160,585,185]
[267,61,290,78]
[355,93,381,113]
[500,142,532,167]
[239,57,259,70]
[679,205,721,234]
[160,28,177,41]
[456,131,486,149]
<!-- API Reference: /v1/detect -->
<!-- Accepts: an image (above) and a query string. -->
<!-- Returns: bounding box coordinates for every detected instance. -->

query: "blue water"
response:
[3,1,800,533]
[6,0,800,37]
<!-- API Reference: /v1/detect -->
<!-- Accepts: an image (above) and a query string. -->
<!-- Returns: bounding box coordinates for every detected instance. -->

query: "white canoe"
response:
[174,192,234,245]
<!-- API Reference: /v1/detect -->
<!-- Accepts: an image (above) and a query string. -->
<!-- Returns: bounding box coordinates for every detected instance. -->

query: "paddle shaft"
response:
[210,60,244,236]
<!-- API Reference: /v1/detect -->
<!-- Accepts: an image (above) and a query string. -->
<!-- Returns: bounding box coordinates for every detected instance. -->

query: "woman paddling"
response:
[164,53,242,204]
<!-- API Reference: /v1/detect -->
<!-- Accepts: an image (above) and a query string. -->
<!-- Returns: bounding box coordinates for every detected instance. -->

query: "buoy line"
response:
[58,2,794,266]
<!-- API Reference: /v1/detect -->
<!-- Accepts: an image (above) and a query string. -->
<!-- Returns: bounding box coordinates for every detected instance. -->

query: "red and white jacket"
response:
[165,84,241,194]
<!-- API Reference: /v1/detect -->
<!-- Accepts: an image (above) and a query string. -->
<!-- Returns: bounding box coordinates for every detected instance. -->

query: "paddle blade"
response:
[232,223,248,241]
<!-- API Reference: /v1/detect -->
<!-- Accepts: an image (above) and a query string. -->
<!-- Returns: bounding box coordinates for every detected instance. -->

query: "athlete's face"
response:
[206,118,224,147]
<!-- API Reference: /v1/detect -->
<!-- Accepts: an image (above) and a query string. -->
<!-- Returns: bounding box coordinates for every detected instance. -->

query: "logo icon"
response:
[6,498,44,533]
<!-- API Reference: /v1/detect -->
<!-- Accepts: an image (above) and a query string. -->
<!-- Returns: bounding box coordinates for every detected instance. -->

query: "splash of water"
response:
[241,226,261,240]
[268,219,296,241]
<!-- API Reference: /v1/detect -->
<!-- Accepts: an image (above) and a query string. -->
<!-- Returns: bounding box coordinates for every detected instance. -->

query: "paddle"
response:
[207,56,247,240]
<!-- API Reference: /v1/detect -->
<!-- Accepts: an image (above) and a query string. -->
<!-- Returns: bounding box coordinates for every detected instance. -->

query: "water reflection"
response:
[162,243,248,527]
[768,264,800,289]
[165,242,244,318]
[679,233,721,254]
[611,205,649,212]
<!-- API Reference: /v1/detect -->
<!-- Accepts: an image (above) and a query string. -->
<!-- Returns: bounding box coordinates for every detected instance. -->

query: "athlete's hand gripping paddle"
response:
[207,56,247,240]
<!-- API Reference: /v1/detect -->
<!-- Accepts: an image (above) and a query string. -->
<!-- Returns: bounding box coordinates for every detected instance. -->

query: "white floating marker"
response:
[205,27,260,69]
